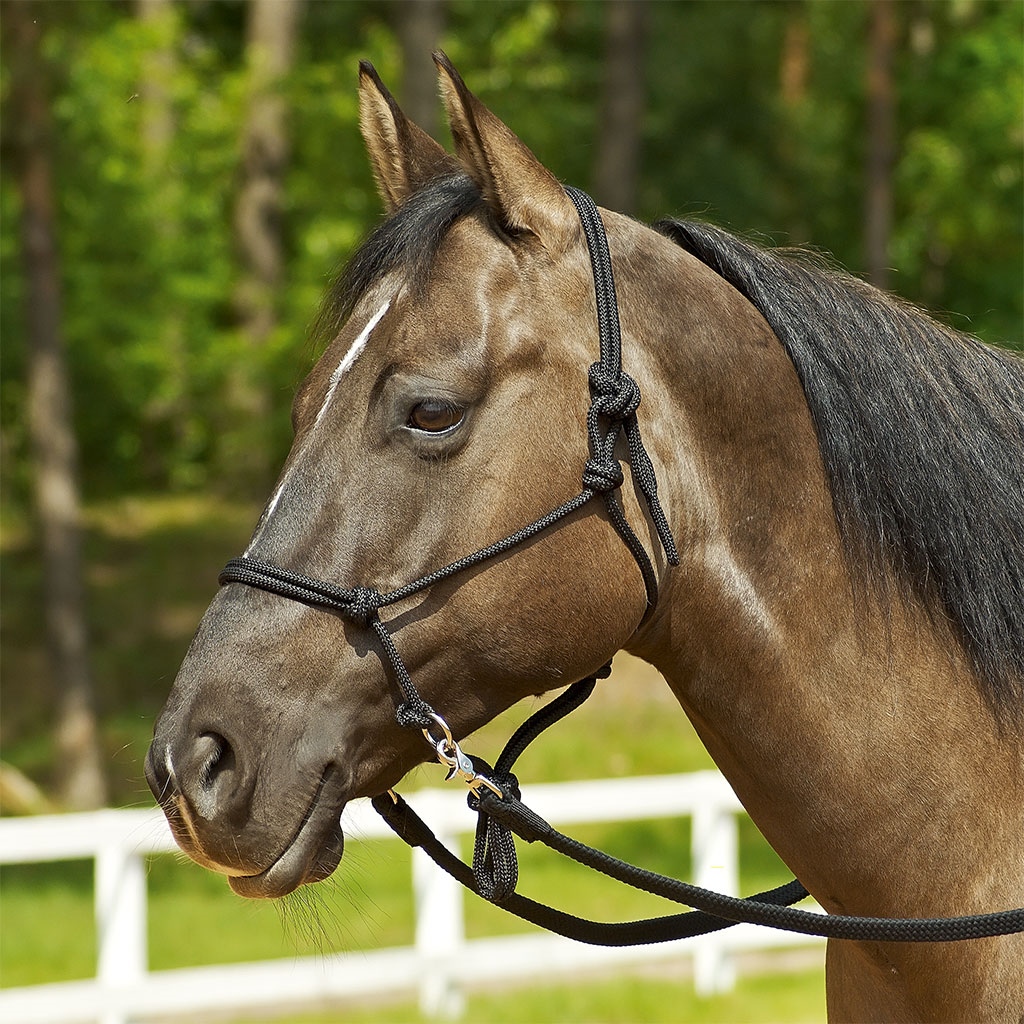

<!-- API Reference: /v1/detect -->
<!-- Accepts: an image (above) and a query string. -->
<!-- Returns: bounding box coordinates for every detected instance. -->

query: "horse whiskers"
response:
[277,877,363,956]
[277,888,330,953]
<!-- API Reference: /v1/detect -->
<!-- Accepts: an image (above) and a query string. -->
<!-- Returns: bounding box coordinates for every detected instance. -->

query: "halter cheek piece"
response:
[219,189,1024,946]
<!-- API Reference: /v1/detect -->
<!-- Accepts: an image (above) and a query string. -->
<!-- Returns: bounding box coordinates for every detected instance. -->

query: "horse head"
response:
[145,56,669,898]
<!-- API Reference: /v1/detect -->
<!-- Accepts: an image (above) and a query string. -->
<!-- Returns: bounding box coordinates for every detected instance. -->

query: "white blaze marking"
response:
[313,300,390,430]
[243,299,391,555]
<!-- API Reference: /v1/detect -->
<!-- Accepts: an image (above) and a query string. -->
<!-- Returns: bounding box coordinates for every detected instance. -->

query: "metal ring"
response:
[421,711,455,751]
[434,736,458,768]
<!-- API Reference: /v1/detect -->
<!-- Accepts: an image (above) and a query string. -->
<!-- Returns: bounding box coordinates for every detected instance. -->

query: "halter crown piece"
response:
[218,189,1024,946]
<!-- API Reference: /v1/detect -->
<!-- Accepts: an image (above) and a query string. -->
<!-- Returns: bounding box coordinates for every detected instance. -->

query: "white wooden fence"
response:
[0,771,823,1024]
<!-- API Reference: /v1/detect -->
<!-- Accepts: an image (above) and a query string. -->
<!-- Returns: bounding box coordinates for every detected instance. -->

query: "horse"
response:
[146,55,1024,1021]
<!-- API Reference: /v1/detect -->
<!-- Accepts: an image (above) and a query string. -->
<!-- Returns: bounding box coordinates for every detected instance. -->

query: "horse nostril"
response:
[197,732,236,791]
[186,731,252,824]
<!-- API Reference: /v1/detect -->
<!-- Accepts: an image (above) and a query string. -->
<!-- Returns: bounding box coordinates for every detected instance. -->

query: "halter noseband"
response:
[219,186,678,744]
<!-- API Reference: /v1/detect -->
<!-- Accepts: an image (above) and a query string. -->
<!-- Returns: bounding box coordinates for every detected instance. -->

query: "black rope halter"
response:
[218,188,1024,946]
[221,187,677,732]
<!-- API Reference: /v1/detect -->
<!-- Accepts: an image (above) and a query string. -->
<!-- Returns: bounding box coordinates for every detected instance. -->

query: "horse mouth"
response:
[229,768,347,900]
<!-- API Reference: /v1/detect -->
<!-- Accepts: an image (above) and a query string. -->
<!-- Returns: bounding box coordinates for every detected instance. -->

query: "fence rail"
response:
[0,771,823,1024]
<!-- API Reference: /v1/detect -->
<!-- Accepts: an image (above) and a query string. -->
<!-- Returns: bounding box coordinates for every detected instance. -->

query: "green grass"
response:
[0,860,97,986]
[2,494,261,806]
[228,969,826,1024]
[1,494,824,1019]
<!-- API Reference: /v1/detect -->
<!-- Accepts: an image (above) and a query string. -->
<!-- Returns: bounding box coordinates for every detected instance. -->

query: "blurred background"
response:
[1,0,1021,1020]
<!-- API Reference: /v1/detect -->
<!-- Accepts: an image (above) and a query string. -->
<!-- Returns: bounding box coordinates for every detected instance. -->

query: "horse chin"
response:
[229,773,348,899]
[228,827,344,899]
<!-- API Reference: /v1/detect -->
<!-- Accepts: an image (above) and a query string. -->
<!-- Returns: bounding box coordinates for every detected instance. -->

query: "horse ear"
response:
[358,60,457,212]
[433,52,577,249]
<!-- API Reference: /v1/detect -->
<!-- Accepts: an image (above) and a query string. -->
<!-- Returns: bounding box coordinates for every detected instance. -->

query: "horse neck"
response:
[615,228,1024,920]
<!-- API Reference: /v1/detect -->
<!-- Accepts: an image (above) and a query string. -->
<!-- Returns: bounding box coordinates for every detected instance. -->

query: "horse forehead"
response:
[321,217,585,379]
[418,219,592,355]
[427,218,521,309]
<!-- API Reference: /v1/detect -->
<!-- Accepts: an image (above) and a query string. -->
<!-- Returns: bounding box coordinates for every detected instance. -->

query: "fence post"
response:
[413,821,466,1019]
[95,831,147,1024]
[691,796,738,996]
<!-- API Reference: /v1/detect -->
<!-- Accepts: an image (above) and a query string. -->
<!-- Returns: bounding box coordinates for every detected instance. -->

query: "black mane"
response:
[659,218,1024,713]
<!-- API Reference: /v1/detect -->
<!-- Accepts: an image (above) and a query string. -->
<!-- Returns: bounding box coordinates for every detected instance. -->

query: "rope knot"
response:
[583,455,625,493]
[396,700,434,730]
[468,769,522,904]
[345,586,383,628]
[589,363,641,421]
[467,768,520,810]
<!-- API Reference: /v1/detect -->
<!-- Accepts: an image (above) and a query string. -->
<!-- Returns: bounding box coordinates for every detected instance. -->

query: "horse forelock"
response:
[657,218,1024,715]
[315,173,484,344]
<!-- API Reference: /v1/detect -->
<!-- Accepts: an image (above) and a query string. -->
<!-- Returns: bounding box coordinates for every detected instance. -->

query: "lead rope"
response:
[373,670,1024,943]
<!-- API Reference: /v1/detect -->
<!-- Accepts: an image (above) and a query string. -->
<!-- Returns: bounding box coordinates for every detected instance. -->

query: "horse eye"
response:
[407,398,463,434]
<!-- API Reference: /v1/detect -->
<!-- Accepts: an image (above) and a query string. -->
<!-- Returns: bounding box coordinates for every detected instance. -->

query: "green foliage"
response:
[1,0,1019,504]
[224,970,826,1024]
[893,0,1024,345]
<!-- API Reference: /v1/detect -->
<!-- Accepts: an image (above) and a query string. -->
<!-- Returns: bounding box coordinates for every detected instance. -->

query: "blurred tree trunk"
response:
[594,0,648,214]
[136,0,192,484]
[905,5,948,308]
[865,0,896,288]
[395,0,446,138]
[225,0,303,491]
[8,0,107,809]
[778,2,810,243]
[137,0,175,157]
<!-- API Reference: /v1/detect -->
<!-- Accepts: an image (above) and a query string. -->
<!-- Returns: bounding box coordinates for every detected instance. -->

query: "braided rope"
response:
[473,790,1024,941]
[566,187,679,572]
[374,790,812,947]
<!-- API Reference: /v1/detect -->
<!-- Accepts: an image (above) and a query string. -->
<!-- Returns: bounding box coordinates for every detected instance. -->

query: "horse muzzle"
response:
[144,722,348,899]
